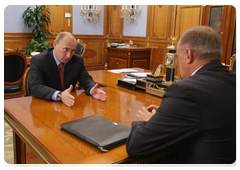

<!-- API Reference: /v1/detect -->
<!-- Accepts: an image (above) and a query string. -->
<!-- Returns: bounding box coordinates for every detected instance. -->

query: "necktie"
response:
[59,63,64,91]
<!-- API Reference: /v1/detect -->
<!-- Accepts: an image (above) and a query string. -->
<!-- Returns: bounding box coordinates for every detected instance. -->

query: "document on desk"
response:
[108,69,137,73]
[60,115,131,152]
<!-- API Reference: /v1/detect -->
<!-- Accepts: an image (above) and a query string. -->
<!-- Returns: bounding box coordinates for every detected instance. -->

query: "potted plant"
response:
[22,5,53,55]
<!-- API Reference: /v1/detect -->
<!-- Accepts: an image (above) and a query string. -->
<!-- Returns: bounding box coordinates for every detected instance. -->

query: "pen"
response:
[152,66,156,75]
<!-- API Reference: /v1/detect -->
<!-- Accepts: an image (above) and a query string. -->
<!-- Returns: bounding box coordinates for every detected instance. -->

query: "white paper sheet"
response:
[108,69,137,73]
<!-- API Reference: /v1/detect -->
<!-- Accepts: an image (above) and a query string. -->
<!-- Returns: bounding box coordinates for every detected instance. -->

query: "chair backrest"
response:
[4,52,27,86]
[75,39,87,56]
[232,58,238,72]
[22,67,31,96]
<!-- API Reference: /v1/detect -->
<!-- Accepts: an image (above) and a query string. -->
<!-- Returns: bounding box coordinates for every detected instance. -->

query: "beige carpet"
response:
[4,120,14,164]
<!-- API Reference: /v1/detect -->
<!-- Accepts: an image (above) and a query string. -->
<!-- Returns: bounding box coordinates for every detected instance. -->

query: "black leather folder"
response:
[60,115,131,152]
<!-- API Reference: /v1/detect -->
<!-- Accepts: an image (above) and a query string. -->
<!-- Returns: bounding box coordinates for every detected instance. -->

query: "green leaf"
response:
[22,5,52,53]
[43,41,51,46]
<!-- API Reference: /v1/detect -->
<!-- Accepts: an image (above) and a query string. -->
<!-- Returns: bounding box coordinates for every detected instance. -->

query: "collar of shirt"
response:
[191,66,203,76]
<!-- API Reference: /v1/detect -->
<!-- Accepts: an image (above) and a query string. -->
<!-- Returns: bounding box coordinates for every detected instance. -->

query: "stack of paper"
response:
[108,69,137,73]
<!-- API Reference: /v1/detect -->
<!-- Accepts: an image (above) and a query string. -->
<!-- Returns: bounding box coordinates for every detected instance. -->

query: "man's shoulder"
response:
[30,48,54,68]
[32,48,53,60]
[166,76,202,94]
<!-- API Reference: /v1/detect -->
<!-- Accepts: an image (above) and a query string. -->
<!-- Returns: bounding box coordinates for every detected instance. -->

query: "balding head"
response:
[55,32,76,45]
[178,26,223,62]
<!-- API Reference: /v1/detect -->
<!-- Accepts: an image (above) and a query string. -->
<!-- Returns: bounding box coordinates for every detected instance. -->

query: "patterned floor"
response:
[4,120,14,164]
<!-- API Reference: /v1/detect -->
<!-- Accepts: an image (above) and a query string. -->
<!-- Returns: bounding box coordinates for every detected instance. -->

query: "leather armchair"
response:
[75,39,87,56]
[4,52,27,99]
[75,39,87,90]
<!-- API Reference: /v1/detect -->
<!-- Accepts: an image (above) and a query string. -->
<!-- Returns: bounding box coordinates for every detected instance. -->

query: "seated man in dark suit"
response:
[29,32,107,107]
[126,26,236,164]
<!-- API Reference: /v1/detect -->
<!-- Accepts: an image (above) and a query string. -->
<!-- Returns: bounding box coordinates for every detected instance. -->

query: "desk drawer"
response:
[117,51,128,58]
[107,50,118,57]
[133,59,149,69]
[109,57,126,68]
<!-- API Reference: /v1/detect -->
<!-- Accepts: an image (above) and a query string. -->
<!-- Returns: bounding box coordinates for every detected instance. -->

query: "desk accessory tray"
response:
[146,82,166,97]
[146,74,163,83]
[136,78,147,89]
[136,78,168,97]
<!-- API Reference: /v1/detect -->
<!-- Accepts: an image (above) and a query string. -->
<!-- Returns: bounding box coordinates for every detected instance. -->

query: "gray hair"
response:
[178,26,223,61]
[55,32,76,44]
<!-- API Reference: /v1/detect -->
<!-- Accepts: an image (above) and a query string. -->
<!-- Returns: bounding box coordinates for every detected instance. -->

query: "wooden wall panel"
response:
[80,40,106,70]
[108,5,122,38]
[64,5,73,33]
[150,5,172,41]
[175,5,203,77]
[151,48,164,69]
[149,42,168,73]
[47,5,68,35]
[4,33,33,52]
[175,5,203,39]
[4,32,54,53]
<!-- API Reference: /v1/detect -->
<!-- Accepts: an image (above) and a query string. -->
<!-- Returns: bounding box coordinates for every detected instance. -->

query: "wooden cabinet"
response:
[106,47,151,69]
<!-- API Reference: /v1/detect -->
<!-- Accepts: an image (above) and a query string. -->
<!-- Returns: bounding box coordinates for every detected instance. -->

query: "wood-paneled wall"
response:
[4,5,236,77]
[4,32,34,53]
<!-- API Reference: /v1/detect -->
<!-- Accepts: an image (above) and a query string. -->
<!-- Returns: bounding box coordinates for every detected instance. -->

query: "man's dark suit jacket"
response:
[29,48,96,100]
[126,60,236,164]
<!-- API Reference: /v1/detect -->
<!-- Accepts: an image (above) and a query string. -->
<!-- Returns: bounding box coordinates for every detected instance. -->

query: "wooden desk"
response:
[4,87,176,164]
[88,68,163,102]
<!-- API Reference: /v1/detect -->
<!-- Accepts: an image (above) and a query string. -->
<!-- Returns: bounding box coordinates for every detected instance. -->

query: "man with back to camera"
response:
[126,26,236,164]
[29,32,107,107]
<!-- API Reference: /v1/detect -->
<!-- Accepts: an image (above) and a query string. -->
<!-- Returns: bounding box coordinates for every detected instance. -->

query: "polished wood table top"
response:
[88,68,163,102]
[4,87,162,164]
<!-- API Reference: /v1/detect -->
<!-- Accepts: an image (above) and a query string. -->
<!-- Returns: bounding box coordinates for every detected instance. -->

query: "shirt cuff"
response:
[52,91,60,101]
[90,87,93,95]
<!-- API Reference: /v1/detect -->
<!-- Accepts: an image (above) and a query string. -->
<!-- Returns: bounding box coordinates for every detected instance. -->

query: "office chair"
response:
[4,52,27,99]
[75,39,87,56]
[75,39,87,90]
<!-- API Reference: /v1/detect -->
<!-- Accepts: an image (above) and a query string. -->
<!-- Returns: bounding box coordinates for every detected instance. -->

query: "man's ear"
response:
[186,48,194,64]
[53,40,57,48]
